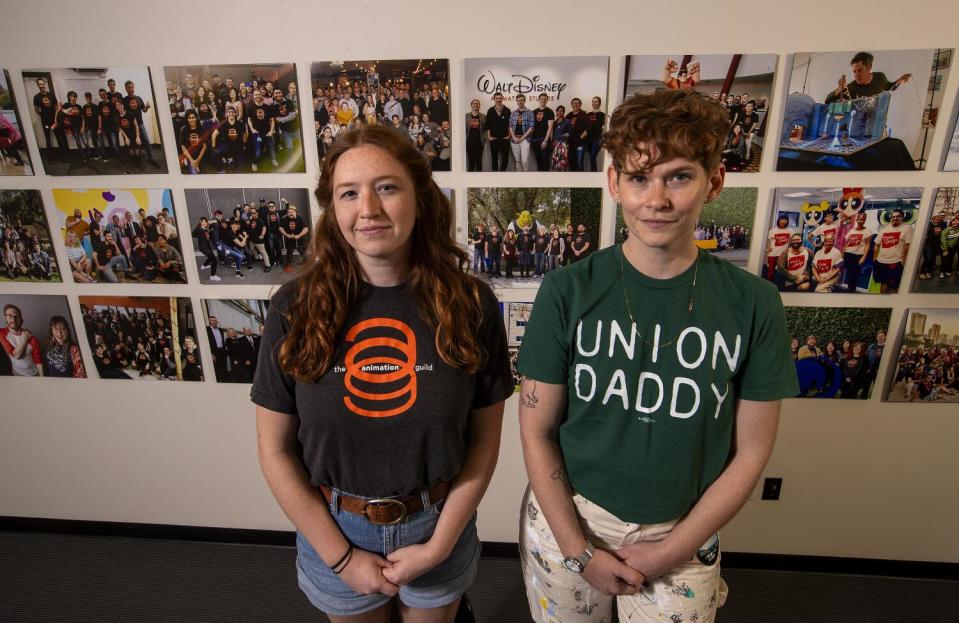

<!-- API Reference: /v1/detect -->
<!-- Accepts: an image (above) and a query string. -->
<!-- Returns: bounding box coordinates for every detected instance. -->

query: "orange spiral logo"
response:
[343,318,417,418]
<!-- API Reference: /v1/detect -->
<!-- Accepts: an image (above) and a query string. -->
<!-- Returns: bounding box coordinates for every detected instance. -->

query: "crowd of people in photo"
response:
[765,207,913,293]
[205,314,263,383]
[191,198,309,281]
[469,220,594,280]
[655,59,765,171]
[1,303,86,378]
[2,217,56,280]
[81,305,202,381]
[168,72,301,173]
[891,342,959,401]
[63,207,185,284]
[790,330,886,399]
[693,222,750,252]
[916,211,959,280]
[31,76,159,170]
[466,92,606,172]
[313,78,452,171]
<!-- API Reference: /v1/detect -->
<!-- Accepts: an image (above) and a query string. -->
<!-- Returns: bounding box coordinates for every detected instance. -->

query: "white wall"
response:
[1,0,958,564]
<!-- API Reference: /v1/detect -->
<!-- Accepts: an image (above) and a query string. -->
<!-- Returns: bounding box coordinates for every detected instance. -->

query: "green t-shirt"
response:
[517,246,799,523]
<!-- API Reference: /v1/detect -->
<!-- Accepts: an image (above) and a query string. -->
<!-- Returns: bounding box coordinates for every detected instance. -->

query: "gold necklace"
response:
[619,244,700,348]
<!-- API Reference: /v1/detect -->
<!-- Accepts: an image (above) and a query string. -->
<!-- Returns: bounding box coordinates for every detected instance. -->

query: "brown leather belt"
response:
[319,481,451,525]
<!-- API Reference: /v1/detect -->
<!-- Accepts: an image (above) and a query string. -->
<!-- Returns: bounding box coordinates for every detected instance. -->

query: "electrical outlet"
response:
[761,477,782,500]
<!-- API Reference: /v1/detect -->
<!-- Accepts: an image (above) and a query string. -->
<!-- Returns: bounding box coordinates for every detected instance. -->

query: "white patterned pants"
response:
[511,140,531,171]
[520,487,728,623]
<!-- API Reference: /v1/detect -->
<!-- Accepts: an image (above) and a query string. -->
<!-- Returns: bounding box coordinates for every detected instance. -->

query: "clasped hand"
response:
[582,540,680,596]
[338,543,445,596]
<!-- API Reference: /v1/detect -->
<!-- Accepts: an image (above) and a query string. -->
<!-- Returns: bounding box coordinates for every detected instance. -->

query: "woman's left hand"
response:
[382,542,446,586]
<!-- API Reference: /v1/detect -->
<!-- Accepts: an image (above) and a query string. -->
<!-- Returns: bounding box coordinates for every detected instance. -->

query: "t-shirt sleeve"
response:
[734,283,799,401]
[250,289,297,415]
[516,275,569,384]
[471,284,514,409]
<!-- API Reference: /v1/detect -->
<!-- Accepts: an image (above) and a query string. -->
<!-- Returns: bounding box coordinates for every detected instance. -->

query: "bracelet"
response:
[330,544,353,574]
[332,547,354,575]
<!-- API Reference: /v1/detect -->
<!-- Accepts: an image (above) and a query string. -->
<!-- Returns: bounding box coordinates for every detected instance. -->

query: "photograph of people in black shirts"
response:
[485,92,511,171]
[211,108,245,173]
[467,187,602,287]
[184,188,312,285]
[531,93,556,172]
[310,60,452,172]
[53,189,186,284]
[166,64,304,174]
[31,78,59,153]
[280,204,309,271]
[22,68,167,175]
[79,298,202,381]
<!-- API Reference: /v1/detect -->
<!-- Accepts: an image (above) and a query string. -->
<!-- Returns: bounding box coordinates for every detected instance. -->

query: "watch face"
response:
[562,558,584,573]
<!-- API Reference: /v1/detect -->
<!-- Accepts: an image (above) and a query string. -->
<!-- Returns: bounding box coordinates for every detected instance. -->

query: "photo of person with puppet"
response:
[778,49,950,171]
[762,187,920,294]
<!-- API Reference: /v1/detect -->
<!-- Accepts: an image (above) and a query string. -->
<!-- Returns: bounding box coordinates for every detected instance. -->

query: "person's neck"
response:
[622,239,699,279]
[358,256,412,287]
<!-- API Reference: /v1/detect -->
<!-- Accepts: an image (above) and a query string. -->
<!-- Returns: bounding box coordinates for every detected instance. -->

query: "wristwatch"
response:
[562,540,596,573]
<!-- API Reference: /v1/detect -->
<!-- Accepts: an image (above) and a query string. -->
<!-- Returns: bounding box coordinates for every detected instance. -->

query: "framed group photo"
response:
[311,59,451,170]
[164,63,304,175]
[22,66,166,175]
[465,187,603,289]
[79,296,203,382]
[761,187,921,294]
[53,189,187,285]
[624,53,778,173]
[463,56,609,172]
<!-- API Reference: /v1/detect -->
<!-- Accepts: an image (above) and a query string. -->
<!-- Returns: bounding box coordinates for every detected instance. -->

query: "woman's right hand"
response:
[338,548,399,597]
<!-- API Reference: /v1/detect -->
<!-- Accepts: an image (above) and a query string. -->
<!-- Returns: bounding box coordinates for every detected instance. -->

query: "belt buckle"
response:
[362,498,407,525]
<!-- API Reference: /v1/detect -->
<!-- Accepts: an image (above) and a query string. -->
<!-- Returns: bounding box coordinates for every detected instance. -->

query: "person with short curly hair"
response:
[517,89,798,623]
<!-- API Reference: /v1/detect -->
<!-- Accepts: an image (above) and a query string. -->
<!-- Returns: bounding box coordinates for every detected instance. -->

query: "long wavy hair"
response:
[278,125,485,382]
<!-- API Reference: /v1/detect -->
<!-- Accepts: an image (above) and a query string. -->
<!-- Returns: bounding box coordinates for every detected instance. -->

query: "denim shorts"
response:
[296,488,481,616]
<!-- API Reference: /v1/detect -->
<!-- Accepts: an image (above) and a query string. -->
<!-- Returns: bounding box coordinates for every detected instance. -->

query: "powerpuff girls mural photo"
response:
[762,187,921,293]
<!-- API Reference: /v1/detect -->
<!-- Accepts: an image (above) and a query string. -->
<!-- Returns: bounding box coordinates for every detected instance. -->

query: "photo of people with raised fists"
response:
[22,66,166,175]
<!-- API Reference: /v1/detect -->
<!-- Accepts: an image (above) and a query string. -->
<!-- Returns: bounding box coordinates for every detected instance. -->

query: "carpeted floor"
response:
[1,532,956,622]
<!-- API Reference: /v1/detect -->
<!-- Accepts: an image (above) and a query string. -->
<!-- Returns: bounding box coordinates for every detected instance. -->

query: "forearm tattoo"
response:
[521,378,540,409]
[551,466,572,493]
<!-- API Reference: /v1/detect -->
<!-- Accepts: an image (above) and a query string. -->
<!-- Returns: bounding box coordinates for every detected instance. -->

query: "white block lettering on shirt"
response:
[574,363,597,401]
[670,377,701,419]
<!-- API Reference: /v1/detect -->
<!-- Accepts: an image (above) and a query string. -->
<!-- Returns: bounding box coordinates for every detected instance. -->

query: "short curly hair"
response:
[603,90,730,173]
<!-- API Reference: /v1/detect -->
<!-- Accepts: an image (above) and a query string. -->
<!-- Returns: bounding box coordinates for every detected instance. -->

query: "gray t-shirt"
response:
[251,280,512,497]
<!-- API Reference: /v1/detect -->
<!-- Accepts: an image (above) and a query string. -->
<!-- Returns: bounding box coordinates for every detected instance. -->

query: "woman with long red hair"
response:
[253,124,511,622]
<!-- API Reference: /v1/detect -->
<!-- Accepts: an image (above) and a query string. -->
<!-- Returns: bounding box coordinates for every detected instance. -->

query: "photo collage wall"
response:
[0,52,957,405]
